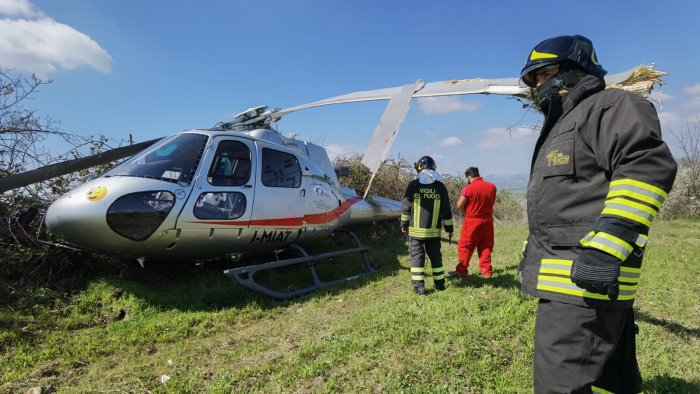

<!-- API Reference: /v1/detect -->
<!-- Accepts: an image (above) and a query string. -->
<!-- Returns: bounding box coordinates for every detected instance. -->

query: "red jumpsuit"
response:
[456,177,497,276]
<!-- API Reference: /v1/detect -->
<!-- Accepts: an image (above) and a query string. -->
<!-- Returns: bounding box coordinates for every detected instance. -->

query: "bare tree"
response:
[1,69,123,206]
[1,69,124,248]
[661,115,700,219]
[671,116,700,195]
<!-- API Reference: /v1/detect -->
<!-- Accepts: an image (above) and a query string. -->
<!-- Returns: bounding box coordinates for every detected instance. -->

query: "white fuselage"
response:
[45,128,401,262]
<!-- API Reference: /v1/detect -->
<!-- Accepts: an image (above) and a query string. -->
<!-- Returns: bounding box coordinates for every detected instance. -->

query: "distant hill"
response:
[485,173,529,199]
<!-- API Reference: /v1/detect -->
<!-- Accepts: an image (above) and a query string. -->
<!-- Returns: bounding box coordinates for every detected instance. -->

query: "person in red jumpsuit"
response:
[450,167,497,277]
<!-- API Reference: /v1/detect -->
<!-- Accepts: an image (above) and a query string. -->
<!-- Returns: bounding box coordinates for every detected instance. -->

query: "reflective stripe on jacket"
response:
[401,179,453,239]
[521,75,677,308]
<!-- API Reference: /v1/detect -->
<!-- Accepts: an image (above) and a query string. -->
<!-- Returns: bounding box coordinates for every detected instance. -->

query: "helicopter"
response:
[0,65,663,299]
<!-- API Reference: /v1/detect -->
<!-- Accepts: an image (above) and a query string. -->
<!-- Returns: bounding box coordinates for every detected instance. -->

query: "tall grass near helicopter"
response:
[1,215,697,392]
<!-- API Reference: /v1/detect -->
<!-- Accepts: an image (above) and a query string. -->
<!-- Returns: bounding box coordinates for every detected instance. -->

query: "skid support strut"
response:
[223,229,374,299]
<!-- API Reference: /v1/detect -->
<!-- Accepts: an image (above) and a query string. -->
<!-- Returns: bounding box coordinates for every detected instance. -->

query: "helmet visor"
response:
[523,64,560,88]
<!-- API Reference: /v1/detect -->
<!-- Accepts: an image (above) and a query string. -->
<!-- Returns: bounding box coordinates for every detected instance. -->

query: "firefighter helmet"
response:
[520,35,607,88]
[414,156,436,172]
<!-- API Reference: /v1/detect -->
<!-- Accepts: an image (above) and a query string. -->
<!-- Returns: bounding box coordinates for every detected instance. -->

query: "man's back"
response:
[462,177,497,218]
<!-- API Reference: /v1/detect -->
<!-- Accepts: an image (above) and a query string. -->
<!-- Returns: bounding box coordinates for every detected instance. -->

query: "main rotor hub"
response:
[215,105,281,131]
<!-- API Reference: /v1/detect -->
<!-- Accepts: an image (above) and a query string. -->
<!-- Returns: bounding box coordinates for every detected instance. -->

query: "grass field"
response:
[1,220,699,393]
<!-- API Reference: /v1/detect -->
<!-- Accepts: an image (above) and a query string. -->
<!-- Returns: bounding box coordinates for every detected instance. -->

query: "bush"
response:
[494,190,527,223]
[332,154,525,224]
[0,69,127,309]
[659,159,700,219]
[333,154,414,201]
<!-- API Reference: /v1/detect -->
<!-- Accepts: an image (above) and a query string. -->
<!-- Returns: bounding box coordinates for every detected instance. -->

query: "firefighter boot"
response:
[435,279,446,291]
[413,281,427,295]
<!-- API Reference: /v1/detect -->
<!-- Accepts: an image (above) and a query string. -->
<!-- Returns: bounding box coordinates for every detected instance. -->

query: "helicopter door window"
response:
[261,148,301,188]
[208,140,252,186]
[193,192,247,220]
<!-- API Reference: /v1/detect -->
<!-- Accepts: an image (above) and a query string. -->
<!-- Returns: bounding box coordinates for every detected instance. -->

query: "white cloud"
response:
[649,90,673,103]
[324,144,361,160]
[682,96,700,111]
[0,0,111,77]
[0,0,41,17]
[658,111,700,133]
[417,96,481,115]
[682,83,700,96]
[439,136,462,147]
[658,111,684,132]
[478,126,537,148]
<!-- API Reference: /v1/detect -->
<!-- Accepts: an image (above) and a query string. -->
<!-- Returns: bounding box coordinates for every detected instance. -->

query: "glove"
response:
[571,248,621,301]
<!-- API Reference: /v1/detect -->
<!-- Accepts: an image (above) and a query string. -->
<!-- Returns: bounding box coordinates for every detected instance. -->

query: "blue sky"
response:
[2,0,699,176]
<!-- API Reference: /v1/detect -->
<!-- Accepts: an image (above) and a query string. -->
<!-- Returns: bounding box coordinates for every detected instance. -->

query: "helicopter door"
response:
[179,138,256,227]
[248,146,306,245]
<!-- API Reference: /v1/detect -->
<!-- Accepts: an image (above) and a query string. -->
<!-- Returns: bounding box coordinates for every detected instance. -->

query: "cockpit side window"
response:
[261,148,301,188]
[207,140,252,187]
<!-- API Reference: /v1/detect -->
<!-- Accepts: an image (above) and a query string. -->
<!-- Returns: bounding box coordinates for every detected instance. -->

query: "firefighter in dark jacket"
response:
[401,156,454,295]
[519,35,676,393]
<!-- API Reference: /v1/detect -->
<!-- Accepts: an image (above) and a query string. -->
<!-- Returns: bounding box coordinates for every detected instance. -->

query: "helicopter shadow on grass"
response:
[98,222,408,312]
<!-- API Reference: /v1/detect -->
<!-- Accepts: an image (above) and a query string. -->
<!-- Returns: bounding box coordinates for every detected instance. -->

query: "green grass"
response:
[1,220,699,393]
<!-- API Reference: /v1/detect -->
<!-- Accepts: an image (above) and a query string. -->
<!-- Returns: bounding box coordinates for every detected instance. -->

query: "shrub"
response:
[332,154,525,224]
[659,159,700,219]
[333,154,414,201]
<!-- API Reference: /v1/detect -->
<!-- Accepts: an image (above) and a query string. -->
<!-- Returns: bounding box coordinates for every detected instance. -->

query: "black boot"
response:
[435,280,445,291]
[412,280,427,295]
[414,285,426,295]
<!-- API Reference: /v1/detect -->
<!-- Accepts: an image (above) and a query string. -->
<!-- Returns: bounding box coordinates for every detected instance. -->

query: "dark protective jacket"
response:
[401,176,454,239]
[521,74,677,308]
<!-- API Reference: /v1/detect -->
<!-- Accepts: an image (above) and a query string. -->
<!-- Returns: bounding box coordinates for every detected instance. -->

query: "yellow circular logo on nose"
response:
[86,186,107,201]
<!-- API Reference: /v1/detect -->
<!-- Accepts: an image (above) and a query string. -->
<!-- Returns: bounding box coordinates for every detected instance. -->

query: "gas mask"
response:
[534,64,581,117]
[535,74,564,115]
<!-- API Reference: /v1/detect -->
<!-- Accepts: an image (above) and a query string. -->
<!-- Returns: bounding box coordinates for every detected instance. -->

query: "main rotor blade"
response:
[273,86,401,119]
[0,138,161,193]
[416,77,528,98]
[273,78,527,119]
[361,80,425,199]
[274,65,659,120]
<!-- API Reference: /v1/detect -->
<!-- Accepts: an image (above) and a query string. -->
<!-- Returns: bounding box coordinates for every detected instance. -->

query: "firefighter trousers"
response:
[456,217,494,276]
[409,237,445,288]
[534,299,642,393]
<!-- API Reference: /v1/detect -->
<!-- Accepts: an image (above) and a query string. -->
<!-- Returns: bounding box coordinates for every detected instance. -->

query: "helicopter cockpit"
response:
[103,133,208,185]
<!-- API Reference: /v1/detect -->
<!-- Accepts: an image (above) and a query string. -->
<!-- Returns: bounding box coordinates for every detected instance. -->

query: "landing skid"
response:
[223,229,374,300]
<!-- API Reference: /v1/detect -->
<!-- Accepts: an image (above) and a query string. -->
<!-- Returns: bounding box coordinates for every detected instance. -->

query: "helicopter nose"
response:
[45,185,177,251]
[45,190,117,250]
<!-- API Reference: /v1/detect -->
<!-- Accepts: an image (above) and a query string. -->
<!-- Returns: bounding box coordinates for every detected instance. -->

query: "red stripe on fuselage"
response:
[189,197,362,226]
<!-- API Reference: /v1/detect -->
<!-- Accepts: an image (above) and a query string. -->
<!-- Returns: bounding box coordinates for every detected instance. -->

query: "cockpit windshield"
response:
[104,133,208,185]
